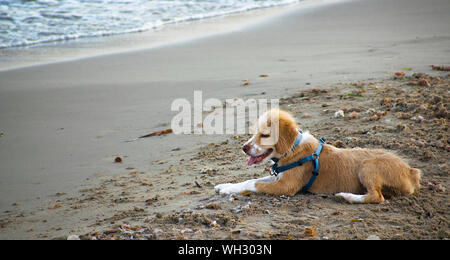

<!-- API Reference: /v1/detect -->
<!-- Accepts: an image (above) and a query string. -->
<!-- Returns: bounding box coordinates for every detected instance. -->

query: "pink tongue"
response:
[248,156,258,166]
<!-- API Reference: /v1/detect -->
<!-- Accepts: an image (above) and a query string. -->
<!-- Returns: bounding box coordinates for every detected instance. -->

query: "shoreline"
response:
[0,0,336,72]
[0,0,449,239]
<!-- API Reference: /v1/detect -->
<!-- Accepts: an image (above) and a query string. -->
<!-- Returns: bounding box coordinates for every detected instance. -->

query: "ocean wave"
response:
[0,0,302,49]
[39,12,82,20]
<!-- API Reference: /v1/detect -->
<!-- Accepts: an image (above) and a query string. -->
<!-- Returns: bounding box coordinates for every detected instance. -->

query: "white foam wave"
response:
[0,0,302,49]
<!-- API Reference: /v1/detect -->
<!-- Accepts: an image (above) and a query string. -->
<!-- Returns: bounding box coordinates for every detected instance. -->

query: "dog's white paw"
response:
[335,192,365,203]
[214,183,238,195]
[215,181,257,195]
[214,183,231,194]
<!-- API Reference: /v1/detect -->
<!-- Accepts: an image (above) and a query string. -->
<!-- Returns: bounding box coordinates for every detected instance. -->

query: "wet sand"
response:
[0,0,449,239]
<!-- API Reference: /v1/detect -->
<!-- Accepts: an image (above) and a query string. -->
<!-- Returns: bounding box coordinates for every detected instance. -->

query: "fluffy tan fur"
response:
[253,109,421,203]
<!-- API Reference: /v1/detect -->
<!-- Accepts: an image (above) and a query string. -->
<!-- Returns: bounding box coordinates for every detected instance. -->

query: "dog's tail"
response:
[409,168,422,190]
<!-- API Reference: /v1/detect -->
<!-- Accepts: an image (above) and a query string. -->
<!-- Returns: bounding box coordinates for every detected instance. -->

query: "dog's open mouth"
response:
[247,148,273,166]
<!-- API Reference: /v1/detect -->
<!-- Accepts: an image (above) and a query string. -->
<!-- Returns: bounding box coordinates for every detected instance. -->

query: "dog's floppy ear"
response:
[259,109,279,146]
[271,109,299,153]
[266,116,272,128]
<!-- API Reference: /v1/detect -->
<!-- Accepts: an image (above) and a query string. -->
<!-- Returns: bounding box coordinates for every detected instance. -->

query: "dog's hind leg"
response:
[336,176,384,204]
[337,155,419,204]
[336,158,386,204]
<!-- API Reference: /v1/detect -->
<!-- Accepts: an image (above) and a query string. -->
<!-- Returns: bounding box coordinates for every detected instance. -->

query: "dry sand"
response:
[0,0,449,239]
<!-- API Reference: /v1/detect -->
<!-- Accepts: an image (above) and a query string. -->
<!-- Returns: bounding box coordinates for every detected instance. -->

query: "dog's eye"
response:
[260,134,270,138]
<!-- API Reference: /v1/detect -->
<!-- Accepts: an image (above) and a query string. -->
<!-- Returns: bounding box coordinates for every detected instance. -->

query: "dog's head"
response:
[243,109,299,166]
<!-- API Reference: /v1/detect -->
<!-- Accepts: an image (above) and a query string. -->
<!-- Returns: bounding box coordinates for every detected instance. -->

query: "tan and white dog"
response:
[215,109,421,203]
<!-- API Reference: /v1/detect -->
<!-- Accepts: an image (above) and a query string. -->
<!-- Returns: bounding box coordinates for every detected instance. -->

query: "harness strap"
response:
[279,130,302,159]
[271,137,326,192]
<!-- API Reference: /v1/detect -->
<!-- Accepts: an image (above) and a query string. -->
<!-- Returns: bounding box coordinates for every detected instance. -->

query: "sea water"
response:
[0,0,301,49]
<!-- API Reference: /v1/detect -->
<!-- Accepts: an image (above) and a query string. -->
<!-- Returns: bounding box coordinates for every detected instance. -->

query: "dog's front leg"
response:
[215,176,275,195]
[254,172,303,196]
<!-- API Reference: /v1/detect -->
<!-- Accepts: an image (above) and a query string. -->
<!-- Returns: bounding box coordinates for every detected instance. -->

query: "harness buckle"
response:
[270,165,279,177]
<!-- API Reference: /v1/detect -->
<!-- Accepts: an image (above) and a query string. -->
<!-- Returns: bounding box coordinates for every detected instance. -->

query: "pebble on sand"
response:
[334,110,345,118]
[67,235,81,240]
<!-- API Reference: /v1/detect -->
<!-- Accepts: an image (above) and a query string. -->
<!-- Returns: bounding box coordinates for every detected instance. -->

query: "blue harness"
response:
[270,133,326,193]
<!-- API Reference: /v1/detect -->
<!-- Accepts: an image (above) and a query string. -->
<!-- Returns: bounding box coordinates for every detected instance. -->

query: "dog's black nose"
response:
[242,144,250,154]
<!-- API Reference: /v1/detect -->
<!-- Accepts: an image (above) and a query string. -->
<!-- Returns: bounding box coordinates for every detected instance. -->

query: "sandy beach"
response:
[0,0,449,240]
